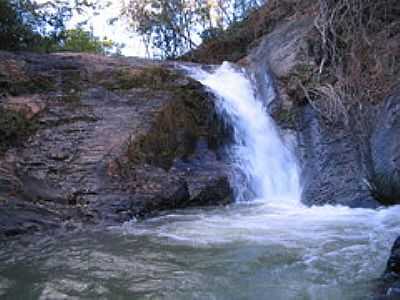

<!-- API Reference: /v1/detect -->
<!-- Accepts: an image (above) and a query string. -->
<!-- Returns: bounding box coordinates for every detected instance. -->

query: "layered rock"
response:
[0,51,233,238]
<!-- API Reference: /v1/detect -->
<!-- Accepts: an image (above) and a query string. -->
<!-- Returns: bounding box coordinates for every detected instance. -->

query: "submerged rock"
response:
[0,51,233,238]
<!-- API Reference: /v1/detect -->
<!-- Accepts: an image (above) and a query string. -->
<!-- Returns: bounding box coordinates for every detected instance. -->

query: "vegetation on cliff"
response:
[114,66,224,170]
[306,0,400,120]
[0,108,36,155]
[124,0,265,58]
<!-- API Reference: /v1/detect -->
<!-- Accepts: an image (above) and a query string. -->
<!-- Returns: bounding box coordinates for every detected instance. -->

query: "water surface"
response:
[1,202,399,299]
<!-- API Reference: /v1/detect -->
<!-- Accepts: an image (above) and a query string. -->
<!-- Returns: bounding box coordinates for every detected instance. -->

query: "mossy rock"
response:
[273,107,298,129]
[104,66,181,91]
[127,80,212,170]
[0,59,55,96]
[0,108,37,154]
[285,63,318,103]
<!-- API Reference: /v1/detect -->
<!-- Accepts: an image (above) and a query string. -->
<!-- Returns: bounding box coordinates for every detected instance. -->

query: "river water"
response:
[1,63,399,299]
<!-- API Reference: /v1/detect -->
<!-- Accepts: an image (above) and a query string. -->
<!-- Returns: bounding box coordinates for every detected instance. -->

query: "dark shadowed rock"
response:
[0,199,62,239]
[297,106,379,208]
[378,237,400,299]
[370,88,400,205]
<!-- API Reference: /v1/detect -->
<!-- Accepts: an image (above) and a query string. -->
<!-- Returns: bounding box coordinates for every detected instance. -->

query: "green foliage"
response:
[0,0,100,53]
[0,108,37,154]
[125,0,264,58]
[0,0,47,51]
[56,29,120,54]
[0,0,74,52]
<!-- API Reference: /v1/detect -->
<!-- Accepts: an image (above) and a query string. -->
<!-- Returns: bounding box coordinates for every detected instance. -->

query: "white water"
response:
[187,62,301,203]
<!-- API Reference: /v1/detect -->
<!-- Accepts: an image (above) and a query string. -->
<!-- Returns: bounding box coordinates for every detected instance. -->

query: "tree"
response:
[56,28,122,55]
[123,0,265,59]
[0,0,95,52]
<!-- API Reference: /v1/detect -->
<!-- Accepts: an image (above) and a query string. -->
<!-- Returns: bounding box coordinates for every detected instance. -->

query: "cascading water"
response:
[187,62,301,204]
[2,63,400,300]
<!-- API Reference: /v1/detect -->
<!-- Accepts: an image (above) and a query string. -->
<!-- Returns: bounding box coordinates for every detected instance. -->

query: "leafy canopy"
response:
[0,0,121,54]
[123,0,265,58]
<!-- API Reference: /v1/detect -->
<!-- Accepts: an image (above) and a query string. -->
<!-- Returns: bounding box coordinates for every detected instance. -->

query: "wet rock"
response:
[19,174,68,205]
[183,141,233,207]
[296,106,379,208]
[378,237,400,299]
[0,199,62,239]
[134,178,191,218]
[370,88,400,205]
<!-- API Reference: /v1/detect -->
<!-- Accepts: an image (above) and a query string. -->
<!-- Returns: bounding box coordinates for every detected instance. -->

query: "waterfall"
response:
[187,62,301,204]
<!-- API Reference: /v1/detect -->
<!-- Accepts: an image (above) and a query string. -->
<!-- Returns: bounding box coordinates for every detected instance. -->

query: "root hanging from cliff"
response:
[313,0,400,112]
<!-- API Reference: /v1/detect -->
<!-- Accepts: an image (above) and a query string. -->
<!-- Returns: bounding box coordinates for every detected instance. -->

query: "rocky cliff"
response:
[0,51,233,238]
[241,0,399,209]
[187,0,400,209]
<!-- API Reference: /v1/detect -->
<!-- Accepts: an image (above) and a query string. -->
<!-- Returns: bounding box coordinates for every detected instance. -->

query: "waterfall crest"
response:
[188,62,301,204]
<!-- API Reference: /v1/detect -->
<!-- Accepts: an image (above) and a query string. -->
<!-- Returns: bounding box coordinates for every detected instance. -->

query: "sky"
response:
[40,0,148,57]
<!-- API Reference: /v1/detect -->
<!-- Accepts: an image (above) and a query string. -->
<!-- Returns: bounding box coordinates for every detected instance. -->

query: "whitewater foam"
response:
[186,62,301,204]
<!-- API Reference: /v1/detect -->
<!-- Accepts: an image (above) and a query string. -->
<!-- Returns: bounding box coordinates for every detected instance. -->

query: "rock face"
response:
[245,8,383,208]
[0,51,233,238]
[295,105,378,207]
[242,5,400,295]
[370,88,400,205]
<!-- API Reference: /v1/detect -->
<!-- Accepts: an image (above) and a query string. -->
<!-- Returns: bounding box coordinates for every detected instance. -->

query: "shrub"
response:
[306,0,400,120]
[0,108,37,154]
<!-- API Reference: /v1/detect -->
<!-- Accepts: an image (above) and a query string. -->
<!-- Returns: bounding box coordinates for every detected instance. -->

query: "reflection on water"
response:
[1,202,399,300]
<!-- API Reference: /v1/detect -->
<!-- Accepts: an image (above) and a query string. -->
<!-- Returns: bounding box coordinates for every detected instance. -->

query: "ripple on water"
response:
[0,203,399,299]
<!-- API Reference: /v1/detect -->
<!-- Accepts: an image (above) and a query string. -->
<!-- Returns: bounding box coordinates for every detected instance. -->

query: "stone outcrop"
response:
[0,51,233,238]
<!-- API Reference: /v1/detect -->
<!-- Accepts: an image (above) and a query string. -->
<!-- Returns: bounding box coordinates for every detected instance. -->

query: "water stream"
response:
[1,63,400,300]
[186,62,301,204]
